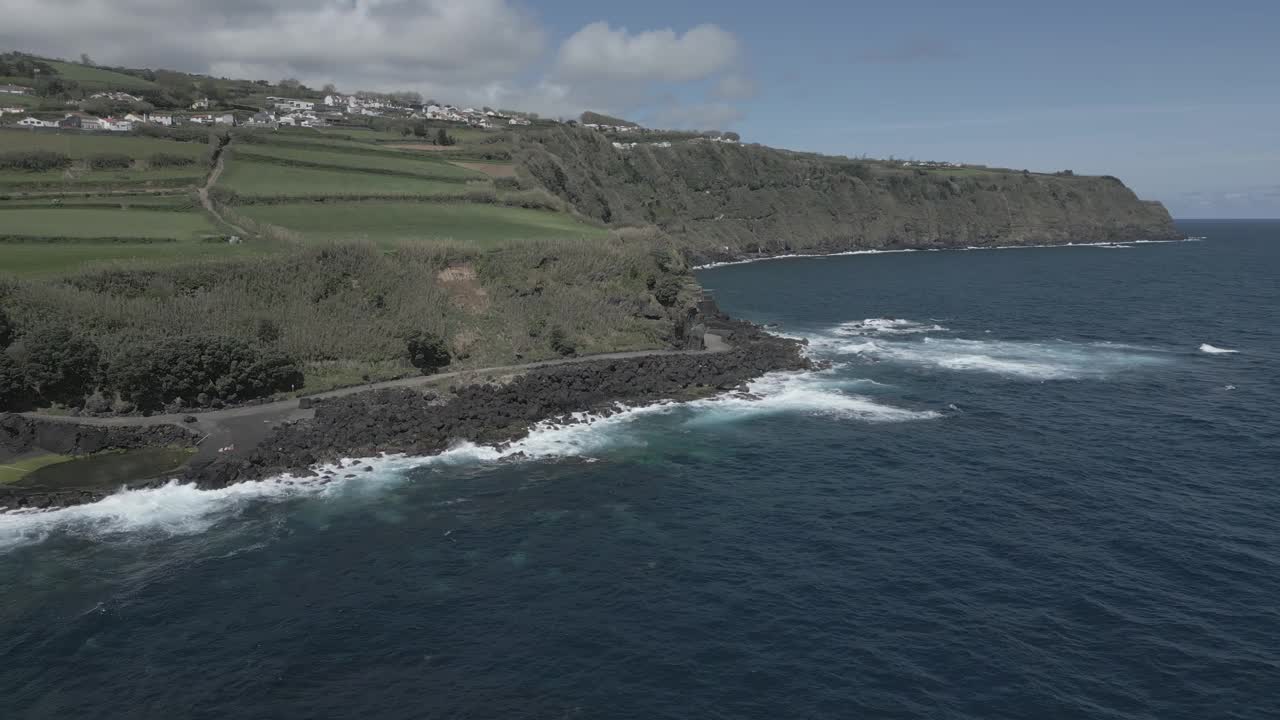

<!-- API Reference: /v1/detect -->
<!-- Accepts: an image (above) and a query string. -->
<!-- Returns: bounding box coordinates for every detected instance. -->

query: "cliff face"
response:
[516,128,1181,263]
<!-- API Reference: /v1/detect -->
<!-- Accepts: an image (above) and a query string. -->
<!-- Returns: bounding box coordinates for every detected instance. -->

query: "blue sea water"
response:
[2,220,1278,719]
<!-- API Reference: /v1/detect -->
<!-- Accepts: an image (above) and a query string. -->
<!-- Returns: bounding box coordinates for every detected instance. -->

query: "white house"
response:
[268,96,315,112]
[0,84,33,95]
[90,91,141,102]
[191,98,210,110]
[150,113,173,126]
[1,107,25,115]
[17,116,53,127]
[102,117,133,132]
[213,113,236,125]
[508,117,531,126]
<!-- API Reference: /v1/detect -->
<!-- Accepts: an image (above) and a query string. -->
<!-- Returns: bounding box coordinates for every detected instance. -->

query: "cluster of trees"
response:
[0,308,305,413]
[408,122,456,146]
[0,150,73,172]
[0,53,53,79]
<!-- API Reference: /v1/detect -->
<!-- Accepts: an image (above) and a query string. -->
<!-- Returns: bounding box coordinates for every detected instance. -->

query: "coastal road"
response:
[19,342,730,463]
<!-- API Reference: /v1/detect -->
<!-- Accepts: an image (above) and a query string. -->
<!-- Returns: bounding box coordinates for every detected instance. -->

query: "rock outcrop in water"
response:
[516,127,1181,264]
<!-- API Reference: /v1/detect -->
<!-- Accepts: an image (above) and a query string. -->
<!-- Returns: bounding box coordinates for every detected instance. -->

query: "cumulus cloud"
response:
[0,0,546,100]
[556,22,739,83]
[0,1,751,125]
[713,73,757,101]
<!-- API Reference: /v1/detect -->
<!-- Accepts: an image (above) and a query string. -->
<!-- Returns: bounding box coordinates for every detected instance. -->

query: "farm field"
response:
[0,240,266,276]
[236,201,608,246]
[232,143,483,180]
[217,160,469,198]
[0,206,269,276]
[0,207,218,238]
[0,129,208,159]
[0,167,205,190]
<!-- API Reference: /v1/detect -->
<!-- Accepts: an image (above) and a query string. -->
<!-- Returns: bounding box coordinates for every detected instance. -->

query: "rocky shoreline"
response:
[1,311,811,511]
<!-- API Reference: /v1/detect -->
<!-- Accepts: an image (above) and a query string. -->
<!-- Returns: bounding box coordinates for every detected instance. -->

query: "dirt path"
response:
[198,138,249,237]
[18,341,730,463]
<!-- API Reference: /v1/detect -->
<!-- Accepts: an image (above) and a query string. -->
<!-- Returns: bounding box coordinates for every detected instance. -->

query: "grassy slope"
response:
[42,60,159,91]
[236,202,607,246]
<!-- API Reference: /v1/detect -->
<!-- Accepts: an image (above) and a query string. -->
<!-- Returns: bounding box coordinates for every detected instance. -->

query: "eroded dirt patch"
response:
[436,263,489,312]
[451,162,517,178]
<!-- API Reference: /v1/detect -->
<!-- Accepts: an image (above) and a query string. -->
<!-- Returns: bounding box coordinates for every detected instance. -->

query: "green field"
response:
[43,60,159,91]
[0,167,204,190]
[0,193,197,210]
[0,94,41,108]
[0,129,208,160]
[0,207,218,238]
[0,240,271,276]
[233,143,483,180]
[237,201,607,246]
[218,160,469,198]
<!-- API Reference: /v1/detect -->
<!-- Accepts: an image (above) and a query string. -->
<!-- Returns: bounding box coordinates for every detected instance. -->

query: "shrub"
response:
[548,326,575,357]
[17,327,101,406]
[106,335,304,410]
[653,275,685,307]
[87,152,134,170]
[0,150,72,172]
[148,152,196,168]
[255,318,281,344]
[405,331,450,374]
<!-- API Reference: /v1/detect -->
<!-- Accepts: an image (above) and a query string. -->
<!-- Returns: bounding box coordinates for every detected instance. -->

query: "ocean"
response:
[2,220,1277,719]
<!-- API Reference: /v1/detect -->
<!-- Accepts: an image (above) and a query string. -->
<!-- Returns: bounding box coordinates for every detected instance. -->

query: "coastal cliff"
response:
[516,127,1181,263]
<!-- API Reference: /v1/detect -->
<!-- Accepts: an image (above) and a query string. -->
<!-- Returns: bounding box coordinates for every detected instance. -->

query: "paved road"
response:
[20,343,729,463]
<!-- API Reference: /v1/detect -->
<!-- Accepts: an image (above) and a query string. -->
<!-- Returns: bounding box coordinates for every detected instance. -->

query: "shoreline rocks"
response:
[1,313,811,511]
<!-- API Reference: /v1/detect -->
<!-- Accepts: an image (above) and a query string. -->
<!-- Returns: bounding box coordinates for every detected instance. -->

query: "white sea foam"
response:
[0,367,938,550]
[805,322,1171,380]
[1199,343,1239,355]
[831,318,949,336]
[686,370,939,424]
[693,238,1204,270]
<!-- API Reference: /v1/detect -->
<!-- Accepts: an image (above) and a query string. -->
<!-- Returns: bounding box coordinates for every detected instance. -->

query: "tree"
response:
[0,351,28,412]
[0,306,13,348]
[322,83,337,95]
[435,128,454,146]
[412,121,428,138]
[255,318,280,345]
[405,331,450,374]
[18,328,100,406]
[723,131,741,142]
[80,53,93,66]
[106,336,303,410]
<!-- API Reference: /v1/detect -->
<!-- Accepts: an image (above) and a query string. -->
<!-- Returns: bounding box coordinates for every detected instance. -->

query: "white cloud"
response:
[713,73,757,101]
[0,2,753,125]
[556,22,739,83]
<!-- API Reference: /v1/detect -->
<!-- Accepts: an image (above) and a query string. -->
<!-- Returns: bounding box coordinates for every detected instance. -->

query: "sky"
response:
[2,0,1277,217]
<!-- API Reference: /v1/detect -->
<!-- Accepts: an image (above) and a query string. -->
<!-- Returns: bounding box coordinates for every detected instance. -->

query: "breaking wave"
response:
[802,320,1172,380]
[0,369,937,551]
[1199,344,1239,355]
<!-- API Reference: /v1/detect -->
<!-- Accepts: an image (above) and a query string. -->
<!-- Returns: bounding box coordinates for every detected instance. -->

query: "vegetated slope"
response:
[515,127,1181,263]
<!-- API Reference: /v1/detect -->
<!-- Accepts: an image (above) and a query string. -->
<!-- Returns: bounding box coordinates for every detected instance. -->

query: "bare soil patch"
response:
[436,263,489,312]
[386,143,451,152]
[451,161,517,179]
